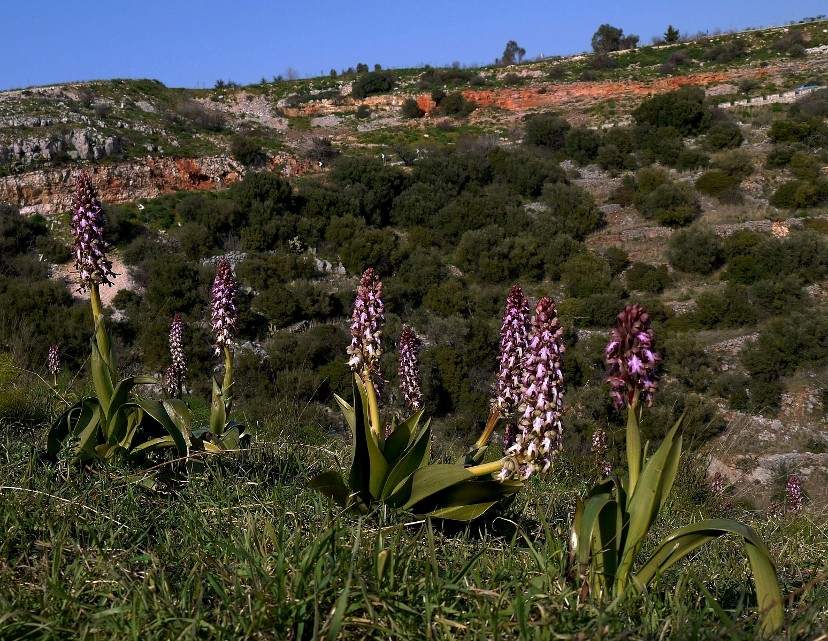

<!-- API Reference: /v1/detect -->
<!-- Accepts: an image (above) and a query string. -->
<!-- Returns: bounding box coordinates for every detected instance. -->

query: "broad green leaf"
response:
[405,470,521,515]
[456,445,487,467]
[90,341,114,417]
[209,378,226,435]
[309,471,352,507]
[617,414,684,592]
[384,409,424,463]
[73,404,102,463]
[217,424,246,450]
[128,435,178,456]
[381,421,431,499]
[427,502,500,521]
[95,443,125,460]
[104,377,140,442]
[576,496,614,568]
[162,399,192,438]
[402,465,474,509]
[634,519,783,636]
[132,398,189,455]
[47,399,95,455]
[333,393,356,432]
[345,375,387,500]
[118,407,144,450]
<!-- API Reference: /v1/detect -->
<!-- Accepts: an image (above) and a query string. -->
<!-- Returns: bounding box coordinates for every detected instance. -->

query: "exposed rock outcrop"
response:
[0,155,244,215]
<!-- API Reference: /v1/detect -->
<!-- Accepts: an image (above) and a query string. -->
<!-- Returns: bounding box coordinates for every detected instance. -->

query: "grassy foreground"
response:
[1,397,827,641]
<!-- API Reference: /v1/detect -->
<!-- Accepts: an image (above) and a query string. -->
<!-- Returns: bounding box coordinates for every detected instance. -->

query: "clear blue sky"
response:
[1,1,825,91]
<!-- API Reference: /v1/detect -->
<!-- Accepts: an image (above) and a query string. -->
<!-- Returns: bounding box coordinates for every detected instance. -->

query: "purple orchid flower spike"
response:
[605,304,660,409]
[71,171,115,291]
[398,325,423,413]
[210,260,238,356]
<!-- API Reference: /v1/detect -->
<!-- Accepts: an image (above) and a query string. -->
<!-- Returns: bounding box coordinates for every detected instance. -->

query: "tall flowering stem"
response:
[786,475,802,513]
[168,312,186,397]
[71,172,115,362]
[398,325,422,413]
[48,344,60,386]
[347,268,385,438]
[210,260,238,395]
[497,297,565,480]
[605,304,660,494]
[477,285,531,450]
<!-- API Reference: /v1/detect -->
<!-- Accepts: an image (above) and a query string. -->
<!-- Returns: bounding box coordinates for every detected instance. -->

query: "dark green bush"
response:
[351,71,396,99]
[706,121,744,150]
[742,312,828,407]
[632,87,710,136]
[603,246,630,276]
[770,179,828,209]
[488,147,566,197]
[660,333,715,393]
[636,182,700,227]
[625,262,672,293]
[231,135,265,166]
[701,40,747,64]
[435,92,477,117]
[539,182,604,240]
[400,98,425,119]
[710,149,754,179]
[667,226,723,274]
[692,283,756,329]
[524,112,571,150]
[562,253,613,298]
[695,170,740,198]
[564,127,602,165]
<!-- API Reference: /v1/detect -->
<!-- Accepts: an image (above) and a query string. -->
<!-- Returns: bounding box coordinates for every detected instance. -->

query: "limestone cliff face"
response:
[0,156,244,215]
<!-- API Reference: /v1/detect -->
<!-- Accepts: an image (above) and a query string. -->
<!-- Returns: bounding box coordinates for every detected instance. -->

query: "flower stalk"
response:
[347,268,385,438]
[605,304,659,493]
[209,260,238,433]
[502,296,565,480]
[48,344,60,386]
[476,286,531,449]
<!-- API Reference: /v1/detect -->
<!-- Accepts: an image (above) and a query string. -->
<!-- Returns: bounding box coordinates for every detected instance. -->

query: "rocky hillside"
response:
[2,20,827,209]
[2,18,828,513]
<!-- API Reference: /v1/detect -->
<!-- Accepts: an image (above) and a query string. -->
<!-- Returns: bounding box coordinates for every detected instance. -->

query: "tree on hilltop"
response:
[500,40,526,66]
[664,25,680,44]
[591,24,639,53]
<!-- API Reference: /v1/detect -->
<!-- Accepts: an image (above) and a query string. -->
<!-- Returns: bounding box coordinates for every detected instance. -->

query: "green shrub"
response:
[701,40,747,64]
[637,182,700,227]
[742,312,828,408]
[435,92,477,117]
[710,149,754,179]
[667,226,723,274]
[625,262,672,293]
[632,86,710,136]
[488,147,566,197]
[564,127,602,165]
[603,246,630,275]
[693,283,756,329]
[660,334,715,393]
[0,204,36,257]
[400,98,425,119]
[231,135,265,166]
[705,121,743,150]
[695,170,740,198]
[351,70,396,99]
[524,112,571,150]
[765,143,806,168]
[770,179,828,209]
[540,182,604,240]
[562,253,613,298]
[422,279,470,317]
